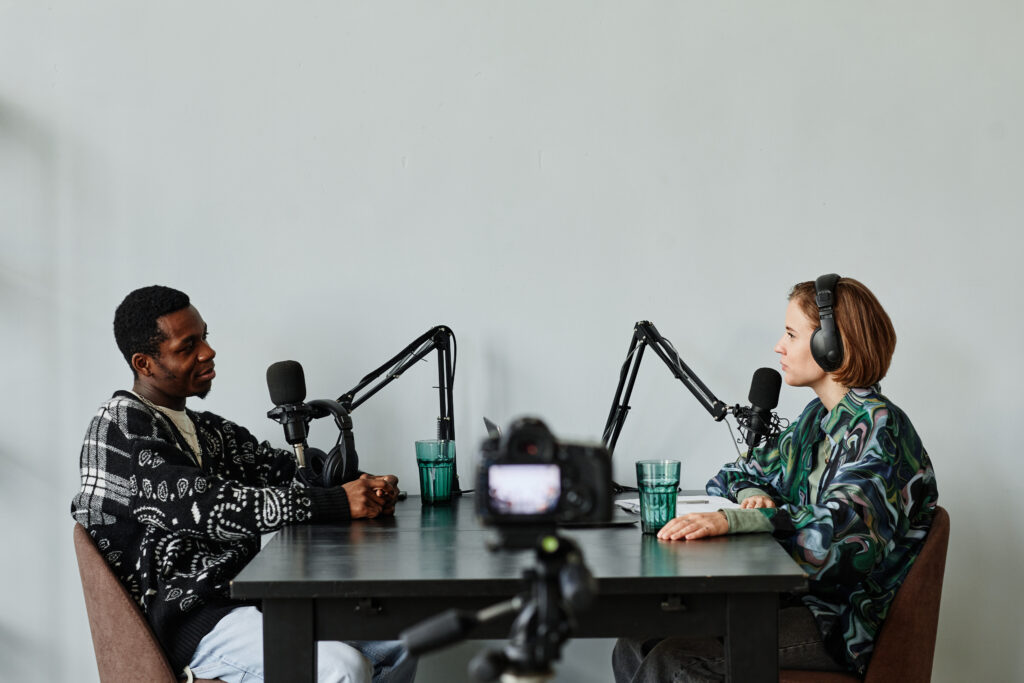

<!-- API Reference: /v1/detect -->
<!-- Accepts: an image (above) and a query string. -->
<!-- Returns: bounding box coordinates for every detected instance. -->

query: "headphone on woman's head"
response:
[810,273,844,372]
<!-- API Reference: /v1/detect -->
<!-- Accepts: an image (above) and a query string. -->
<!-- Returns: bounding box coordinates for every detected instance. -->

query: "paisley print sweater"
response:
[71,391,353,673]
[707,387,938,675]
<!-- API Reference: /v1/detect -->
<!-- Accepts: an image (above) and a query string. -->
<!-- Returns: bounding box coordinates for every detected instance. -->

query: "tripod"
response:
[400,531,596,682]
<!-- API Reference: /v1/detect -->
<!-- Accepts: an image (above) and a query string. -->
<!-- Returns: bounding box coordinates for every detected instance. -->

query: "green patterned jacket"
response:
[706,387,938,675]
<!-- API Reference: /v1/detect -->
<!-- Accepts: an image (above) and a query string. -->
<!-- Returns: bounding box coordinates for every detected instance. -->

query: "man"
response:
[71,285,415,682]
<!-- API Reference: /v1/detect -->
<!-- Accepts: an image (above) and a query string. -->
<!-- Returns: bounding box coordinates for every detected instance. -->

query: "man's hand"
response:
[359,473,401,516]
[739,495,776,509]
[342,478,386,519]
[656,511,730,541]
[368,473,400,490]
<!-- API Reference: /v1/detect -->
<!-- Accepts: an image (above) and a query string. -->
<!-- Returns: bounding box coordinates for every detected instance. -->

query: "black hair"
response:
[114,285,191,375]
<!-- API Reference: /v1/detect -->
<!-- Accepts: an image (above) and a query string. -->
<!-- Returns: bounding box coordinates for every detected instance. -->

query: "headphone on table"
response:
[306,399,357,488]
[809,273,844,372]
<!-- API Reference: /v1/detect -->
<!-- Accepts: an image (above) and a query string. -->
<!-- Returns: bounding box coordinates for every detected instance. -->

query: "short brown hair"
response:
[789,277,896,388]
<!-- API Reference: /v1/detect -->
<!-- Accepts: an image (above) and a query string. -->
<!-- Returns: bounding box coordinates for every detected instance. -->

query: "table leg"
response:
[725,592,778,683]
[263,598,316,683]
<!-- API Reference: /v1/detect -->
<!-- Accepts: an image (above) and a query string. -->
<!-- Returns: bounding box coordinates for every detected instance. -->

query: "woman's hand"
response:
[656,511,729,541]
[740,495,776,509]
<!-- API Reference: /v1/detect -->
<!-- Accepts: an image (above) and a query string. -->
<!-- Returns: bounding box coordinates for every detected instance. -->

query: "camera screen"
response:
[487,464,561,515]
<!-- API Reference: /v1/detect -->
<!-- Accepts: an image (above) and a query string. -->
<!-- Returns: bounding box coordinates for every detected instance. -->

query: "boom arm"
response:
[337,325,456,441]
[337,325,459,493]
[602,321,729,456]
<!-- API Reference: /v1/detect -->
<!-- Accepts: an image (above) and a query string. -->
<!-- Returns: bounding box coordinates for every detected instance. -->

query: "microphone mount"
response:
[337,325,460,493]
[338,326,455,437]
[266,402,316,467]
[602,321,781,488]
[603,321,730,453]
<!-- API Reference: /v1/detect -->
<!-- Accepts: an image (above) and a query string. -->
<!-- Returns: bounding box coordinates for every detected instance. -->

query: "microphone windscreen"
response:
[267,360,306,406]
[748,367,782,410]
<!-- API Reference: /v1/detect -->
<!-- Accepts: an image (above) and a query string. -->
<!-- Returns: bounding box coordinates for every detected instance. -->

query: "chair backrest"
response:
[864,505,951,683]
[73,523,179,683]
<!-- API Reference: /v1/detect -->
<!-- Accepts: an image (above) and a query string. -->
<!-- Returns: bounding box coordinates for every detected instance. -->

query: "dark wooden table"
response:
[231,494,806,682]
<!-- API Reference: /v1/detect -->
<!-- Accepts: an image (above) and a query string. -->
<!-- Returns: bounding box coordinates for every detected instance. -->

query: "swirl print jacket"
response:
[707,387,938,674]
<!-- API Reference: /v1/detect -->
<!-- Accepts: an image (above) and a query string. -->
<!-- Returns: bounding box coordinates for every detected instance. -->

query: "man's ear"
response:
[132,353,154,377]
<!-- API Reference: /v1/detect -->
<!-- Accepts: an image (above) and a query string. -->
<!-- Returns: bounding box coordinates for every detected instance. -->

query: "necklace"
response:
[133,392,202,463]
[136,394,194,429]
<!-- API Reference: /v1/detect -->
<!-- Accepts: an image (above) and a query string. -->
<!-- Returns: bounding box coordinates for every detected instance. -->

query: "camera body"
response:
[476,417,612,528]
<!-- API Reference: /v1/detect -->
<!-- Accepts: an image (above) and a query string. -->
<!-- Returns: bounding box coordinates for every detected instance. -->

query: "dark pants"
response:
[612,605,848,683]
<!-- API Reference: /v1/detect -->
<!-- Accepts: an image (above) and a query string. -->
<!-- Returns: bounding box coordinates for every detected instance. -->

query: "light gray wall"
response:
[2,2,1021,680]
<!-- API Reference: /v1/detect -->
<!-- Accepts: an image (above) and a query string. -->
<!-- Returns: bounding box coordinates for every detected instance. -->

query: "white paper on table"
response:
[616,495,740,516]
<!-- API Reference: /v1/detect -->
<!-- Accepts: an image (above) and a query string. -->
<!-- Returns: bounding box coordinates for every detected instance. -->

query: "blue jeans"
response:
[187,606,417,683]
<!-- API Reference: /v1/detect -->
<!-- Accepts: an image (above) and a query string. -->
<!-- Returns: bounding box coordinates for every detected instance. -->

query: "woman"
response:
[613,275,939,681]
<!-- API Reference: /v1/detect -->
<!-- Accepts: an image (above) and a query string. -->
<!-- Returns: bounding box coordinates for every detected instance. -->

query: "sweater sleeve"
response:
[722,508,774,534]
[193,412,306,488]
[77,401,350,542]
[706,423,796,502]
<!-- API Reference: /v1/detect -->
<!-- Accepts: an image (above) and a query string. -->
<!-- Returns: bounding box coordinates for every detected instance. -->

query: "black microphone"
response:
[743,367,782,450]
[266,360,314,467]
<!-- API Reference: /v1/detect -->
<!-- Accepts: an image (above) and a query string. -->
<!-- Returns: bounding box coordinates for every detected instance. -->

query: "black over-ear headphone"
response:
[306,399,358,488]
[810,273,844,372]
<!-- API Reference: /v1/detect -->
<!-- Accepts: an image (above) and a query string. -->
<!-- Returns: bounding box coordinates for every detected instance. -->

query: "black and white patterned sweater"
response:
[71,391,353,673]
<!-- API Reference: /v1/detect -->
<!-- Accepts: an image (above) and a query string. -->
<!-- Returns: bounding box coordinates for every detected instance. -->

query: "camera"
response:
[476,417,612,528]
[402,417,607,680]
